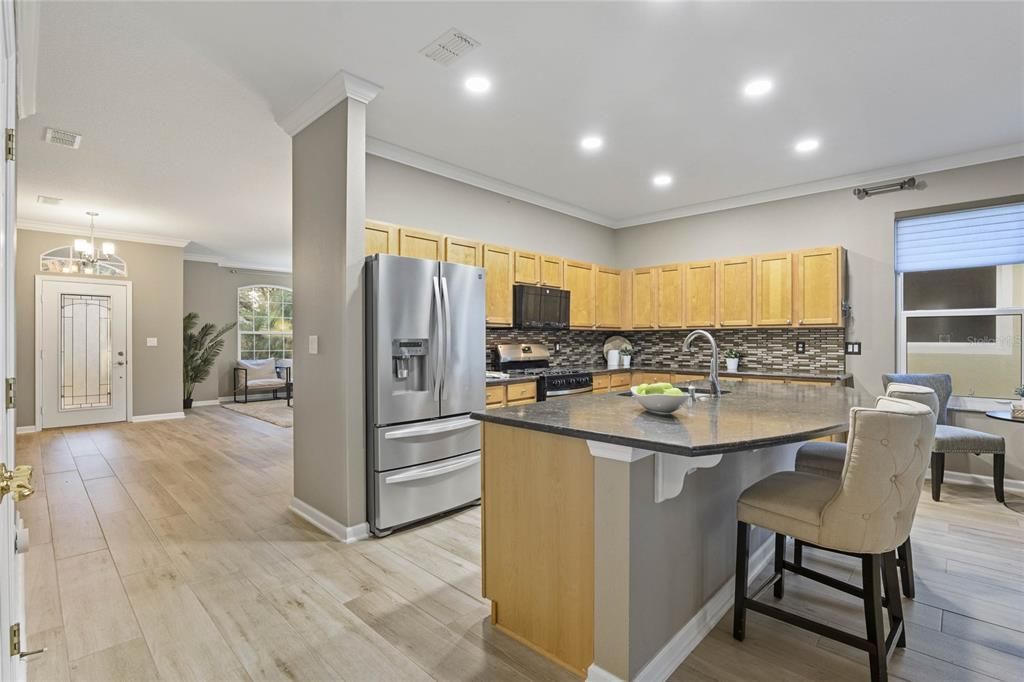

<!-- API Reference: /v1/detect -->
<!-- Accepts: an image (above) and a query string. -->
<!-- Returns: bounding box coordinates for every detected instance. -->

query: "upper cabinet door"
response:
[483,244,514,326]
[717,257,753,327]
[541,255,564,288]
[656,264,684,329]
[684,261,716,328]
[398,227,444,260]
[445,236,482,266]
[564,260,596,328]
[514,251,542,285]
[595,267,622,329]
[631,268,657,329]
[754,253,793,326]
[796,247,843,326]
[365,220,399,256]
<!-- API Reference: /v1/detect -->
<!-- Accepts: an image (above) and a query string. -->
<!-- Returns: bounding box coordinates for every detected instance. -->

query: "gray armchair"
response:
[882,373,1005,503]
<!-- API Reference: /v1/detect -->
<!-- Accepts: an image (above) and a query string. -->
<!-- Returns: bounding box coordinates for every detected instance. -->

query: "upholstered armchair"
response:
[233,359,290,403]
[882,373,1005,502]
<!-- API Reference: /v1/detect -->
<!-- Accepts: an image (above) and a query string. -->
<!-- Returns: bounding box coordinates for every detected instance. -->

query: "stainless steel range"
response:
[494,343,593,400]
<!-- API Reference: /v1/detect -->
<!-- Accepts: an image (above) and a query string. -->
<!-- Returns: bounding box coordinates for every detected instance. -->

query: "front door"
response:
[38,278,129,428]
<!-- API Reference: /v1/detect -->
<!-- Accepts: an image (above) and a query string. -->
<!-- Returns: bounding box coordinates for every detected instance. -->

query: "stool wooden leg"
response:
[733,522,750,641]
[773,533,786,598]
[862,554,887,682]
[896,539,915,599]
[882,551,906,648]
[931,452,945,501]
[993,453,1006,503]
[793,539,804,568]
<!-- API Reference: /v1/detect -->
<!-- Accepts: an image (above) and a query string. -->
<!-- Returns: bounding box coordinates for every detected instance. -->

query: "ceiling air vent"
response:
[36,195,63,206]
[419,27,479,66]
[44,127,82,149]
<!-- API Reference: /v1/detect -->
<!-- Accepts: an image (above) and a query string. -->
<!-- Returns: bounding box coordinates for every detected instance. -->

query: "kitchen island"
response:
[471,380,868,681]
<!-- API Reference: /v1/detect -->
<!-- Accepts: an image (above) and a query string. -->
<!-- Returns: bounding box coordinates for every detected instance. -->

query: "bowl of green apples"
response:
[631,382,687,415]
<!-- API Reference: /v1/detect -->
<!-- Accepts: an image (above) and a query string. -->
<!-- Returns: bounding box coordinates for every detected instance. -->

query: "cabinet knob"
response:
[798,319,804,325]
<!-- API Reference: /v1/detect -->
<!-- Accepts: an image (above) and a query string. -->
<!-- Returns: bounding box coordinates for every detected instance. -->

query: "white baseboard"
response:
[926,469,1024,494]
[289,497,369,544]
[129,411,185,423]
[587,538,775,682]
[190,399,221,407]
[15,425,40,434]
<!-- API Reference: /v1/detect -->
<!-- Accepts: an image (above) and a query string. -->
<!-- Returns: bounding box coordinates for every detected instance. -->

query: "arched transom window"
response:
[237,285,293,360]
[40,245,127,277]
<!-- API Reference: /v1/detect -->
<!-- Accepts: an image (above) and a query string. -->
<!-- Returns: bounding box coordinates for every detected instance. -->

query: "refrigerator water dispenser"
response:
[392,338,429,386]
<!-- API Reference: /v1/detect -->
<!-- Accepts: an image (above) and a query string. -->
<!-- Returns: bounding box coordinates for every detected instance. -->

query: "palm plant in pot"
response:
[183,312,236,409]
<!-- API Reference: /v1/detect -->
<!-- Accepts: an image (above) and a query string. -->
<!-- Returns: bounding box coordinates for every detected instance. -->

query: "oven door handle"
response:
[545,386,593,397]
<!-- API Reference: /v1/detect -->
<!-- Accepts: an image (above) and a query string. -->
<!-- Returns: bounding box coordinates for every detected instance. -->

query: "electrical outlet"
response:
[795,342,806,354]
[845,341,862,355]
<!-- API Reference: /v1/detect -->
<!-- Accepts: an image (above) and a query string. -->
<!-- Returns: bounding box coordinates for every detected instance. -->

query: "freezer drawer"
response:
[373,451,481,531]
[374,415,480,472]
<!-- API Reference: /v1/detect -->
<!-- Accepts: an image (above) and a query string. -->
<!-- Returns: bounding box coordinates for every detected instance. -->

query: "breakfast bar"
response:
[471,380,868,680]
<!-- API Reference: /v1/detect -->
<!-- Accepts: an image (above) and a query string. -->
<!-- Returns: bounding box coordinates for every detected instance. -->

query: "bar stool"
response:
[733,396,936,682]
[882,373,1006,503]
[792,383,939,598]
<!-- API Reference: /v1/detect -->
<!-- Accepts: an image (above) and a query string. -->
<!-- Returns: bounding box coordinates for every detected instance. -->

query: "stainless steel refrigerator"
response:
[365,254,486,536]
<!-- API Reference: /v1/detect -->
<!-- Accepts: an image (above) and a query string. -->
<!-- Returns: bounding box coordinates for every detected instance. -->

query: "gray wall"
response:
[182,260,292,402]
[292,98,367,529]
[367,155,617,265]
[16,229,184,426]
[612,156,1024,479]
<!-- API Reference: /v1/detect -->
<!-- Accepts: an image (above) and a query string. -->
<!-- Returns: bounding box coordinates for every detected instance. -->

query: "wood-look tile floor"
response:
[16,407,1024,681]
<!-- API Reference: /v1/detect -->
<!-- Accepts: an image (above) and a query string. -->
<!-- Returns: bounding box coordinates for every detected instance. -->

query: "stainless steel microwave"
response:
[512,285,570,330]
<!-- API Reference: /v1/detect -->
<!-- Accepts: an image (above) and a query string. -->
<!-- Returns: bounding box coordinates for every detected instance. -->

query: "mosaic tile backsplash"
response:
[486,327,847,375]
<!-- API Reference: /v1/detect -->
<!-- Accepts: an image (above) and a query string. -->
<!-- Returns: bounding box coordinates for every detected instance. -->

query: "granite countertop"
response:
[472,380,870,456]
[485,375,538,387]
[589,365,852,382]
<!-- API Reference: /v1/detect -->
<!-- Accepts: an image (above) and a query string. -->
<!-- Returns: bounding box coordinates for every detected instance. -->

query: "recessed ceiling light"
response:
[652,173,673,188]
[464,75,492,94]
[580,135,604,151]
[794,138,821,153]
[743,78,773,98]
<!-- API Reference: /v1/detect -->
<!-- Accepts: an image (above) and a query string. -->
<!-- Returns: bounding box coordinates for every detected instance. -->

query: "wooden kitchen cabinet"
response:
[795,246,844,326]
[514,251,542,285]
[754,252,793,326]
[595,267,623,329]
[365,220,399,256]
[483,244,515,326]
[486,385,507,408]
[592,374,611,394]
[684,261,717,328]
[632,371,673,385]
[609,372,631,389]
[541,255,564,288]
[564,260,597,328]
[717,257,754,327]
[671,373,704,383]
[631,268,657,329]
[656,264,684,328]
[445,236,482,266]
[486,381,538,408]
[398,227,444,260]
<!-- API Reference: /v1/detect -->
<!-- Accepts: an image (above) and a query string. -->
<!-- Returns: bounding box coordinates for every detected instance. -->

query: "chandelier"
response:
[73,211,116,267]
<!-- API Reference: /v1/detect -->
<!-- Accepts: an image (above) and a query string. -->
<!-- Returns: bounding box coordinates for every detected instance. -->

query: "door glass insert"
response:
[60,293,112,410]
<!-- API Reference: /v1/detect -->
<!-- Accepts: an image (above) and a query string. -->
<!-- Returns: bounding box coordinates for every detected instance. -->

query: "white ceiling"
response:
[18,1,1024,270]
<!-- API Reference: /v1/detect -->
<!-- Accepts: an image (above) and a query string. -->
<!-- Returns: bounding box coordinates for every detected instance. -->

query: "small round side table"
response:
[985,411,1022,513]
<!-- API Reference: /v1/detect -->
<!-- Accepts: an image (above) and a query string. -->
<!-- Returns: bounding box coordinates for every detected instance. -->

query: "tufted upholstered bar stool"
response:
[733,396,936,682]
[882,373,1005,503]
[792,383,939,598]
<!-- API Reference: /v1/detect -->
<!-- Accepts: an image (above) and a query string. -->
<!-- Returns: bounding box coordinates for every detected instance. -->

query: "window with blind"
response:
[896,200,1024,404]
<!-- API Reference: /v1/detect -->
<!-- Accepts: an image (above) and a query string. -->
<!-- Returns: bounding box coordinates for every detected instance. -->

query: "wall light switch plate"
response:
[146,337,158,347]
[845,341,862,355]
[795,342,806,354]
[308,335,319,355]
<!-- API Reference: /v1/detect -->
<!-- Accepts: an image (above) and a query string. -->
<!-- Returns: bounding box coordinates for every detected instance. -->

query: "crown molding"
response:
[278,69,382,136]
[183,252,292,274]
[17,219,192,248]
[612,142,1024,229]
[367,137,614,227]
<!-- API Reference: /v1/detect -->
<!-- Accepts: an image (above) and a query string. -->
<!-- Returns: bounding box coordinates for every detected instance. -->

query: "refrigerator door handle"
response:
[383,454,480,484]
[432,275,444,400]
[382,417,478,440]
[440,276,453,400]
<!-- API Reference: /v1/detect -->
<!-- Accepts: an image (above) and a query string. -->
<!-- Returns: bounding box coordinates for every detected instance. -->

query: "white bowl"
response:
[631,387,687,415]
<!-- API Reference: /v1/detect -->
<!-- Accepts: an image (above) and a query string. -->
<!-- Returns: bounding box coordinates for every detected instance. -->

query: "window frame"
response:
[236,284,293,362]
